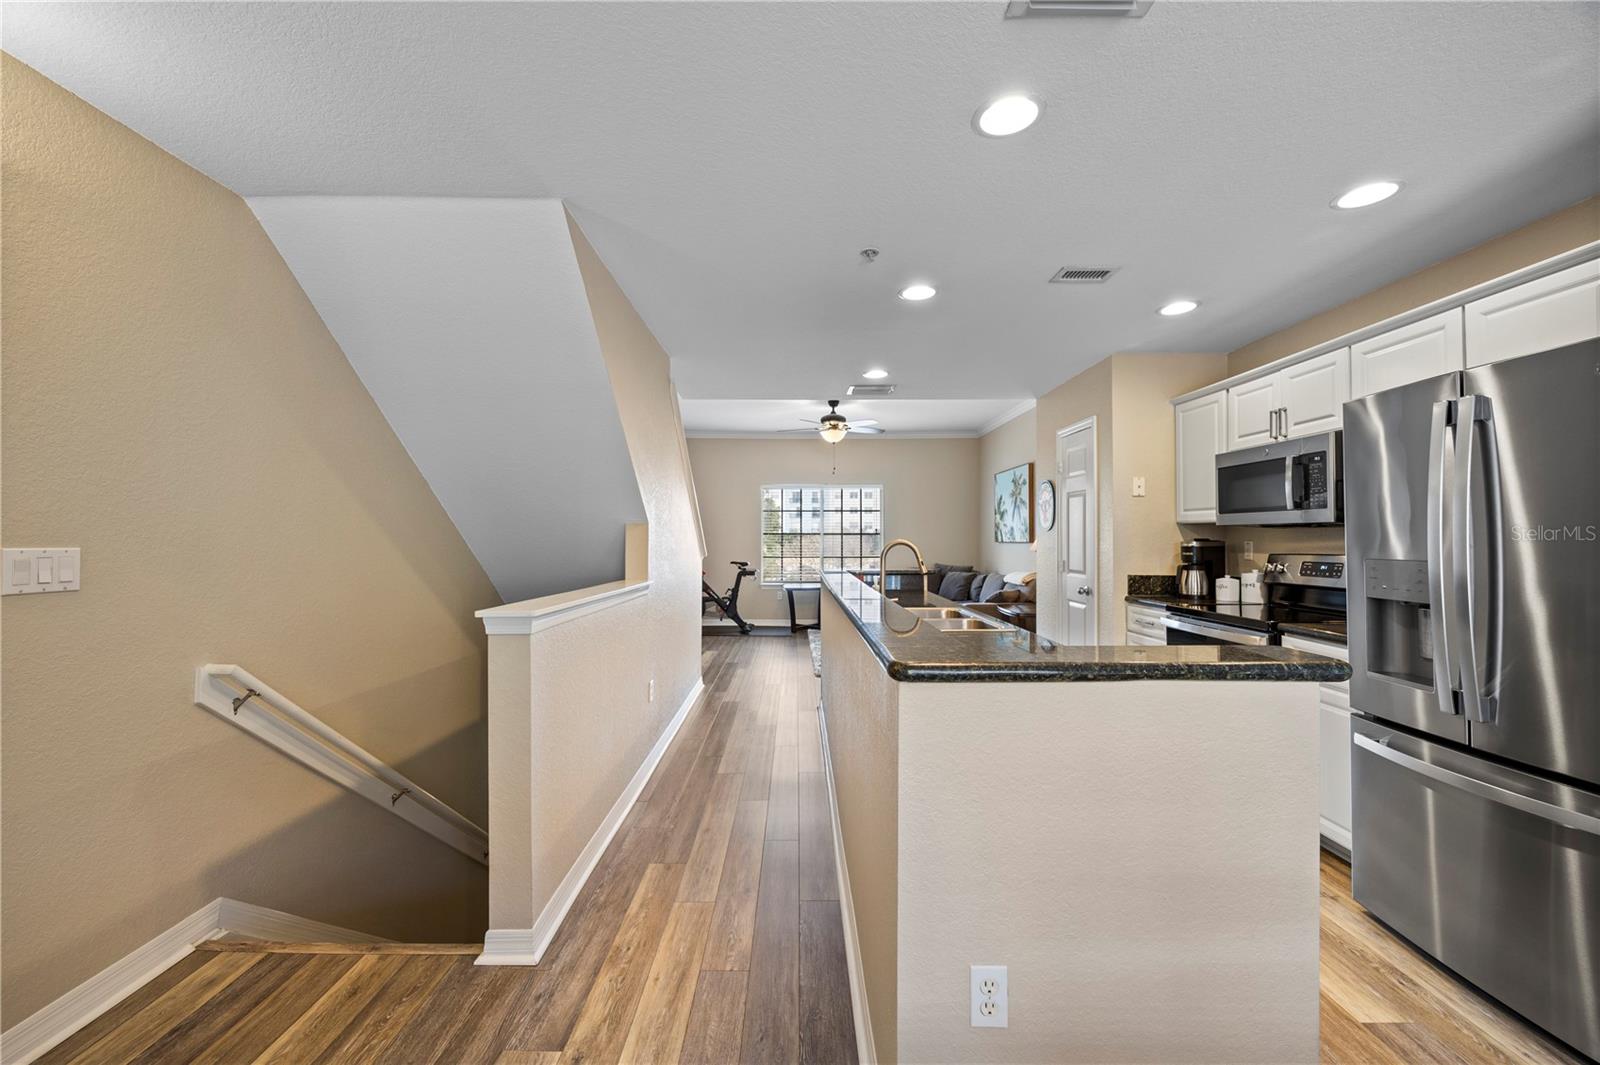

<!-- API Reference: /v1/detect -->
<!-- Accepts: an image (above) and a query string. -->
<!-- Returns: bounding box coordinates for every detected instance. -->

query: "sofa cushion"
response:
[938,570,978,600]
[975,572,1008,602]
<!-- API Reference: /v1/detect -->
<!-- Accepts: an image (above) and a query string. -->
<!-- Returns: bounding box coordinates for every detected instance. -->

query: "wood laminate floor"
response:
[36,634,1584,1064]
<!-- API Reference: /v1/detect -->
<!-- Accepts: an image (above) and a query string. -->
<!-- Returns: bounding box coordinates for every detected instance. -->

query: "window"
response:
[760,485,883,585]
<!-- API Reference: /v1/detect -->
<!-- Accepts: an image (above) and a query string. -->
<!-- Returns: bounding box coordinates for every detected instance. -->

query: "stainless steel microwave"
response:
[1215,430,1342,525]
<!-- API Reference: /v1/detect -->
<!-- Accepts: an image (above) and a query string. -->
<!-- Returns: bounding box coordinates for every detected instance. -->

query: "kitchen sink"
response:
[903,607,969,619]
[923,617,1008,632]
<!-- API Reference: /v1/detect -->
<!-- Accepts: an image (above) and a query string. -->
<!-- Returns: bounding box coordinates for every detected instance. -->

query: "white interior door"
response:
[1056,422,1097,645]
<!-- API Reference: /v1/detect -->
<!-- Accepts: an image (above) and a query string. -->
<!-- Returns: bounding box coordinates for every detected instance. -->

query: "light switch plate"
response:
[3,548,81,595]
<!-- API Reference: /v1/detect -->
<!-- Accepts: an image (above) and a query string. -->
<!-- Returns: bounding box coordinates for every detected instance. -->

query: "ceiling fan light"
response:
[819,424,849,444]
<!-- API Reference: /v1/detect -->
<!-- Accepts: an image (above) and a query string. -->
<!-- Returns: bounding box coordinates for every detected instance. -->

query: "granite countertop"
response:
[826,573,1351,683]
[1124,594,1348,646]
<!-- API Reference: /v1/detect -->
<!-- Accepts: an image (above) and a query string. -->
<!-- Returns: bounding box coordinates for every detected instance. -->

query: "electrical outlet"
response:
[1243,540,1255,561]
[1131,476,1146,498]
[970,965,1007,1028]
[648,678,656,703]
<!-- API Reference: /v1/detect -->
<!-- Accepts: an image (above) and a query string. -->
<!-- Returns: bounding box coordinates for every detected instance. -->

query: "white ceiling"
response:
[680,397,1030,437]
[6,1,1598,434]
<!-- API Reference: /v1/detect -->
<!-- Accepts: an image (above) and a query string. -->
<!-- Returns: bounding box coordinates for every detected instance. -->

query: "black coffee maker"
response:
[1178,538,1226,599]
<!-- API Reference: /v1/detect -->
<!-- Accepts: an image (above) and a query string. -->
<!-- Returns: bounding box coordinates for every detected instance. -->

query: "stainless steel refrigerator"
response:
[1345,338,1599,1059]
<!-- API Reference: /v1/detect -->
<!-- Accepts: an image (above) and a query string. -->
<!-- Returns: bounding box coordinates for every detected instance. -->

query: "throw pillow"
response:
[976,572,1008,602]
[938,570,978,601]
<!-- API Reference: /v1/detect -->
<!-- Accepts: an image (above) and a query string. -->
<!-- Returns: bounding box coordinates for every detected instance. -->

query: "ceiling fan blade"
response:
[775,427,820,434]
[851,419,879,427]
[849,425,886,435]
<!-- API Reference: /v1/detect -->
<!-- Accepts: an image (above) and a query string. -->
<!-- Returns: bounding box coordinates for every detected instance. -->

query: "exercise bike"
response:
[703,560,756,634]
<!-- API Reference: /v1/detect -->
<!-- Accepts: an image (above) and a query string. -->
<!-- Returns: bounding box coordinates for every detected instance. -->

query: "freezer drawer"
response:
[1351,717,1600,1059]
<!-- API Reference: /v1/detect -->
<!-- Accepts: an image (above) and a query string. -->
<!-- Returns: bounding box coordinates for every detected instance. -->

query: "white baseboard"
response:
[477,675,706,967]
[0,898,383,1065]
[214,899,390,946]
[817,691,877,1065]
[1320,819,1352,857]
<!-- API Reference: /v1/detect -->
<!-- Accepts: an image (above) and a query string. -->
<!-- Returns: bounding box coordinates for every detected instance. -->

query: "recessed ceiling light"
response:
[974,94,1042,137]
[1159,299,1199,317]
[899,283,937,302]
[1333,181,1402,209]
[862,368,890,379]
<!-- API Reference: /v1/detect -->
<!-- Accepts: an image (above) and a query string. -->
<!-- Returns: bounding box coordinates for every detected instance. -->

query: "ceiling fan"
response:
[777,400,884,442]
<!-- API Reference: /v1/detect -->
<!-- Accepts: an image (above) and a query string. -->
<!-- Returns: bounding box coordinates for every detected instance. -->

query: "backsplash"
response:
[1178,524,1346,577]
[1126,573,1179,596]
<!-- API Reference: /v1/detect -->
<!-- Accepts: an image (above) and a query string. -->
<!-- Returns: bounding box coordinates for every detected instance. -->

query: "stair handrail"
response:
[194,664,488,865]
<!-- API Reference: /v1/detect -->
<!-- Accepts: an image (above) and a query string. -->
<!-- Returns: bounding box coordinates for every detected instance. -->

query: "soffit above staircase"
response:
[248,196,644,604]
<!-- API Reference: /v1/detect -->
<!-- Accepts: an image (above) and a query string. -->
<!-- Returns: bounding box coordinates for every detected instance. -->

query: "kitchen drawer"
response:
[1125,604,1167,641]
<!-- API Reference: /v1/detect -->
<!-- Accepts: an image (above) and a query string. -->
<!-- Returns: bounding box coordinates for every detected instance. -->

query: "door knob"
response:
[1077,585,1092,596]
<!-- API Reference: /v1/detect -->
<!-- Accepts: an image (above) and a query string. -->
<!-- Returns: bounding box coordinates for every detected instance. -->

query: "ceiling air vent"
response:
[847,383,897,397]
[1004,0,1153,17]
[1049,267,1119,284]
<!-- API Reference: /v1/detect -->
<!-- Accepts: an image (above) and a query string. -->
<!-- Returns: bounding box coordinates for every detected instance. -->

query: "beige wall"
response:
[1229,195,1599,376]
[975,408,1038,577]
[1034,358,1114,641]
[479,217,705,926]
[1,55,496,1025]
[687,437,980,622]
[1109,354,1231,627]
[896,677,1320,1064]
[819,592,900,1063]
[1034,354,1227,641]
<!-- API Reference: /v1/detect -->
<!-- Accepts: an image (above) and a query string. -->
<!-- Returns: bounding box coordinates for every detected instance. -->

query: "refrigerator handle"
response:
[1454,395,1502,725]
[1353,734,1600,836]
[1426,399,1460,716]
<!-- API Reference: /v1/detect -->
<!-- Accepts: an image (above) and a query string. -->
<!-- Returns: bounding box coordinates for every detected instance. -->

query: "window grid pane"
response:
[760,484,882,585]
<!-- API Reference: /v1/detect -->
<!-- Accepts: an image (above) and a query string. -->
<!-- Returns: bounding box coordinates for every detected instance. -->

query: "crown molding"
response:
[976,398,1037,437]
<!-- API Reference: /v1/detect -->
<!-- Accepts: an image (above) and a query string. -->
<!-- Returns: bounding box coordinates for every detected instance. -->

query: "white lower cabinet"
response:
[1283,635,1352,852]
[1125,603,1168,645]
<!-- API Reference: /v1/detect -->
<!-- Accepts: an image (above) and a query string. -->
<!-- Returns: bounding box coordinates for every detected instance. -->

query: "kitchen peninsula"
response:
[819,570,1348,1065]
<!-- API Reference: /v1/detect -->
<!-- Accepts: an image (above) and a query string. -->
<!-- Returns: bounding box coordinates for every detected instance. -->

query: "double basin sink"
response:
[901,605,1011,633]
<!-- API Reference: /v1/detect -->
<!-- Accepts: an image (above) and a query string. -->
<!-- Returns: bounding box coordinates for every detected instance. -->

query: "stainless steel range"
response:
[1345,339,1599,1059]
[1160,553,1345,646]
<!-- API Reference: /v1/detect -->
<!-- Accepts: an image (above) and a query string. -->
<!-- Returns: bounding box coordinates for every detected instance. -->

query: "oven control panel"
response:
[1263,553,1347,587]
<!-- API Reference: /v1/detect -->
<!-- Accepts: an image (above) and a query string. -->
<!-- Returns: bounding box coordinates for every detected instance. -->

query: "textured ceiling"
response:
[5,1,1597,434]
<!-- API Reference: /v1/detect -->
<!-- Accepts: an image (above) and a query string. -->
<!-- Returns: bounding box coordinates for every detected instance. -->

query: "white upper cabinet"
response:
[1350,309,1463,398]
[1225,347,1349,449]
[1174,390,1227,523]
[1226,374,1280,449]
[1279,347,1350,437]
[1465,259,1600,367]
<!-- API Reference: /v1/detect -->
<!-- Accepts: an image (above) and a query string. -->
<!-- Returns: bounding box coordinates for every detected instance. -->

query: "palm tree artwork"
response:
[993,462,1034,543]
